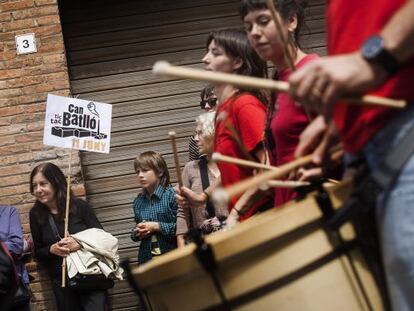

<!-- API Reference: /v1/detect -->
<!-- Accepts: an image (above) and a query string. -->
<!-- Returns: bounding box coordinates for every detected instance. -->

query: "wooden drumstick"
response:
[212,152,279,171]
[153,61,406,109]
[168,131,183,187]
[267,180,310,188]
[212,147,344,206]
[266,0,296,71]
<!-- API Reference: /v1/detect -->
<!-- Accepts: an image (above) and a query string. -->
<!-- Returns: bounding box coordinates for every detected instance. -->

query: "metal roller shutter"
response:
[58,0,326,309]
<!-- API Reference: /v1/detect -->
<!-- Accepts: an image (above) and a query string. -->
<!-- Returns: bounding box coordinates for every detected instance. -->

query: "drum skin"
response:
[132,181,384,311]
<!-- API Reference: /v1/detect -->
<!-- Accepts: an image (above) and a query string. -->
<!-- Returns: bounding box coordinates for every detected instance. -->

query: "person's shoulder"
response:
[164,185,176,194]
[133,190,145,202]
[0,205,15,214]
[184,160,199,171]
[234,93,264,107]
[73,198,89,208]
[299,53,320,66]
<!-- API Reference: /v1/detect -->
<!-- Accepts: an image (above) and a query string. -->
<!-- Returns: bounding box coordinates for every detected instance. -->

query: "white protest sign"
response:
[44,94,112,153]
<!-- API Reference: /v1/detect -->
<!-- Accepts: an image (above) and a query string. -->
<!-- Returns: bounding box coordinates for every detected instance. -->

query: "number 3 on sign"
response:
[15,33,37,55]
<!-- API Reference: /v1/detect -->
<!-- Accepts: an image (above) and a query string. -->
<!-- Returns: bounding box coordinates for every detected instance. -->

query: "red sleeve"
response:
[233,95,266,152]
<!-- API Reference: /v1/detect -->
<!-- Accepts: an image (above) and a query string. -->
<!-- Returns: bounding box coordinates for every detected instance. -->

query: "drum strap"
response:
[192,231,231,311]
[121,259,152,311]
[202,240,357,311]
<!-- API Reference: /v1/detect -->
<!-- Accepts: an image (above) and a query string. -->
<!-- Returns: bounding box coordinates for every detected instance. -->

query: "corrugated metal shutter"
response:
[59,0,326,309]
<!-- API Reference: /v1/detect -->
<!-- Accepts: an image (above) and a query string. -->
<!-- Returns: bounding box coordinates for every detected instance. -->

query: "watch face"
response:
[362,35,383,58]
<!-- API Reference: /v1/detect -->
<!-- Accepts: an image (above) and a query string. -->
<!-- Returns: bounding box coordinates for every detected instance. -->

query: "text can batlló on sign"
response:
[43,94,112,154]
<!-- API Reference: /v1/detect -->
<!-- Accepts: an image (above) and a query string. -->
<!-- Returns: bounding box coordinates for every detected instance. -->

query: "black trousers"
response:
[52,279,108,311]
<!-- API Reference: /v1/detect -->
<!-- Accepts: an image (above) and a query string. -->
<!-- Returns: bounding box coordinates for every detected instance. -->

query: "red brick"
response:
[15,132,43,143]
[0,105,25,117]
[36,14,60,26]
[0,135,14,146]
[0,68,24,79]
[0,175,28,187]
[42,53,64,64]
[1,184,28,196]
[39,38,64,53]
[6,76,43,88]
[0,12,12,22]
[0,88,23,98]
[36,24,61,37]
[1,0,35,12]
[0,123,25,136]
[0,32,14,42]
[3,18,35,31]
[0,163,31,177]
[0,153,33,166]
[34,0,57,6]
[25,120,44,131]
[11,6,58,19]
[0,50,16,61]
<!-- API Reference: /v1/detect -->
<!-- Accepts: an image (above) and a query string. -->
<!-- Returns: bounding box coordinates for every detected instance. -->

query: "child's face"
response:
[136,167,160,194]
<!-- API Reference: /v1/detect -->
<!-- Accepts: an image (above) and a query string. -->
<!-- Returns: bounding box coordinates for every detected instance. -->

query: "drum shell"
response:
[133,182,384,311]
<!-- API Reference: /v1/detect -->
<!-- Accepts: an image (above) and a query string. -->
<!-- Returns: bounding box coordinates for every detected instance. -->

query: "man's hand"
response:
[289,52,387,117]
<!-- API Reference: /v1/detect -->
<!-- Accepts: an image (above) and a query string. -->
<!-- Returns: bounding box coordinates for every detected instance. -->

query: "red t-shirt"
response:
[328,0,414,153]
[270,54,318,206]
[214,93,266,218]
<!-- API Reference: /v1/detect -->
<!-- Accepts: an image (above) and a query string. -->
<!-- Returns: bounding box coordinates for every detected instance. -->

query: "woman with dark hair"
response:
[198,28,271,219]
[236,0,324,209]
[29,163,108,311]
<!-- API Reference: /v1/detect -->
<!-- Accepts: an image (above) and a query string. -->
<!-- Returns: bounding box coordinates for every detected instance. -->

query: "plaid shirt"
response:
[131,185,177,264]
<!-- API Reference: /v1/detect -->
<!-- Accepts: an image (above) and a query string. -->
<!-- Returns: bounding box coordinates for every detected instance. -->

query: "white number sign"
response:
[16,33,37,55]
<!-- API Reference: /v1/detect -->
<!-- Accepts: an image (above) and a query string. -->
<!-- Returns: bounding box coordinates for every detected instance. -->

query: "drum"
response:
[129,181,384,311]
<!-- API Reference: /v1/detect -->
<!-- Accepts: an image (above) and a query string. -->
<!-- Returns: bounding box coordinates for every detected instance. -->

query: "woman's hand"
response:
[176,186,207,207]
[50,242,70,257]
[58,237,81,252]
[177,235,186,248]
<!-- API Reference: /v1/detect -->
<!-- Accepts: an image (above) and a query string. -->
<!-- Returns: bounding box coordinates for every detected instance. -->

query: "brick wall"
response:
[0,1,83,310]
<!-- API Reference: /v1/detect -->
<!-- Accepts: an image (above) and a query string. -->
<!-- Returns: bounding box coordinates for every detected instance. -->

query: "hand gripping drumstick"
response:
[153,61,406,109]
[212,147,343,206]
[168,131,183,187]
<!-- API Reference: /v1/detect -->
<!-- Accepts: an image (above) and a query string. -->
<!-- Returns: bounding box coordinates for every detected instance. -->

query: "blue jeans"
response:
[352,104,414,311]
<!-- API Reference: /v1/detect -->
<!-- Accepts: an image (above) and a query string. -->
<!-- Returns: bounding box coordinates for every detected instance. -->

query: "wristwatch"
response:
[361,35,400,76]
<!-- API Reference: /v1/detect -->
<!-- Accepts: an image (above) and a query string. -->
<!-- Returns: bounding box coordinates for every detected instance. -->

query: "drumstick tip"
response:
[211,152,221,162]
[212,187,229,207]
[153,61,171,75]
[168,131,176,137]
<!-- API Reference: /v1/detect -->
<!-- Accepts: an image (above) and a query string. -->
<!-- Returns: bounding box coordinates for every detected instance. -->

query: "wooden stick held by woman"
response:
[168,131,183,187]
[153,61,406,109]
[61,149,72,287]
